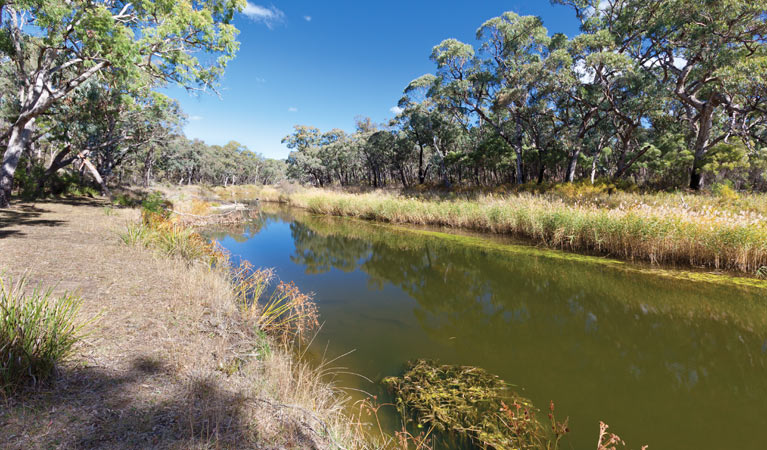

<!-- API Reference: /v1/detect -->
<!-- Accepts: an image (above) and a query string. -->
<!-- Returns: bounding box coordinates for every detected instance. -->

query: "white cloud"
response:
[304,15,312,22]
[254,77,266,83]
[189,115,203,121]
[390,106,404,115]
[288,107,298,112]
[243,3,285,29]
[574,59,595,84]
[642,55,688,71]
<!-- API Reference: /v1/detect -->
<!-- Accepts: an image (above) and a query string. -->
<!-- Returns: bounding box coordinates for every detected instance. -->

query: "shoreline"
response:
[195,184,767,280]
[0,199,363,449]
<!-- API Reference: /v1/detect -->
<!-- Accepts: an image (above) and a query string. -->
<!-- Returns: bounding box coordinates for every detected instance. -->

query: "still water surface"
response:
[208,207,767,449]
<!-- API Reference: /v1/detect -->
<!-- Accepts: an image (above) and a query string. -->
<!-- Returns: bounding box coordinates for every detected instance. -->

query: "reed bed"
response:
[223,186,767,275]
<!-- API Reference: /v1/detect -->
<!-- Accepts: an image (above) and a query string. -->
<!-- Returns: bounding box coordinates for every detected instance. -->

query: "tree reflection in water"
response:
[214,209,767,450]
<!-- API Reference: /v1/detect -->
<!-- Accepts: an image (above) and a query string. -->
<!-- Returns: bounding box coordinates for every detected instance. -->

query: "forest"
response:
[284,1,767,191]
[0,0,285,207]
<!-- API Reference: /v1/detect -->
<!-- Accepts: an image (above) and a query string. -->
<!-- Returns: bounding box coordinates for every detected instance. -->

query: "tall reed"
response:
[270,189,767,275]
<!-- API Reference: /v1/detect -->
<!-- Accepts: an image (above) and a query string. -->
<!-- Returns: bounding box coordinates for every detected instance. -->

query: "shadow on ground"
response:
[2,356,251,449]
[0,205,63,238]
[1,354,323,449]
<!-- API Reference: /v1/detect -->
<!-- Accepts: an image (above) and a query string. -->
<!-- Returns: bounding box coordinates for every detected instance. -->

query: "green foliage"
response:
[383,360,568,449]
[712,181,740,202]
[141,192,171,217]
[0,276,87,392]
[113,193,140,207]
[12,161,46,201]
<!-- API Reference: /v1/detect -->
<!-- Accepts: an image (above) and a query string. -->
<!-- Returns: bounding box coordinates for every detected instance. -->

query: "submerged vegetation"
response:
[0,276,88,393]
[383,360,568,449]
[382,360,651,450]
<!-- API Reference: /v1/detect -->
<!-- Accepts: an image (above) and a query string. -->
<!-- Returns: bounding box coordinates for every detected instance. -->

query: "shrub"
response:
[113,193,139,207]
[141,192,172,217]
[123,212,225,266]
[712,181,740,201]
[0,276,87,392]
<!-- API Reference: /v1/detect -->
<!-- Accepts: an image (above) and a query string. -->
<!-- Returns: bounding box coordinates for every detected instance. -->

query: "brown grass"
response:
[0,199,366,449]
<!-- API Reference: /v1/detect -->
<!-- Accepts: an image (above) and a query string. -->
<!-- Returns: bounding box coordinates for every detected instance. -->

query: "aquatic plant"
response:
[596,422,647,450]
[382,360,568,450]
[232,262,319,343]
[0,276,88,392]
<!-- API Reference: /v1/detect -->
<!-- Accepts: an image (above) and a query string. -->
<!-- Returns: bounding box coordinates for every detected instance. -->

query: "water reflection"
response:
[210,209,767,450]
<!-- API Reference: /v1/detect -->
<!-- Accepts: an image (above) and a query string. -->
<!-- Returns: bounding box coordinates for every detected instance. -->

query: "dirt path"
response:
[0,200,326,449]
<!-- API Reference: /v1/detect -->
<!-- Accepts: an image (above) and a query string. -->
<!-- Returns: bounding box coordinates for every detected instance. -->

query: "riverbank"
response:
[0,199,362,449]
[198,184,767,277]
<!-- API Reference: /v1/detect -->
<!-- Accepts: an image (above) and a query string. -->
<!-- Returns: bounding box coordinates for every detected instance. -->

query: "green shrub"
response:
[712,181,739,201]
[12,159,46,201]
[113,193,137,207]
[141,192,171,217]
[0,276,87,392]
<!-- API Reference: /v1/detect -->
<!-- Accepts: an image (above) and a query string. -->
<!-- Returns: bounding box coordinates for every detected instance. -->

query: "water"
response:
[207,207,767,449]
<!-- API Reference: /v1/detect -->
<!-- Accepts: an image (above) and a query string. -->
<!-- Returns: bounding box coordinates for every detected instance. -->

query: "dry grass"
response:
[205,185,767,276]
[0,199,368,449]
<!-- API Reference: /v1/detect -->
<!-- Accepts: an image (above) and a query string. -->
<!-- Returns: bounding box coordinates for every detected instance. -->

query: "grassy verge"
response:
[119,206,369,448]
[206,184,767,276]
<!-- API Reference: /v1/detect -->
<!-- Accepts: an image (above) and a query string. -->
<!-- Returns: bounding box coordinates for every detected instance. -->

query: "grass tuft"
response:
[231,263,319,343]
[0,275,87,392]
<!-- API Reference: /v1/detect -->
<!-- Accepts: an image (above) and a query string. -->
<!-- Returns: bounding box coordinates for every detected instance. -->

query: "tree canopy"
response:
[284,0,767,191]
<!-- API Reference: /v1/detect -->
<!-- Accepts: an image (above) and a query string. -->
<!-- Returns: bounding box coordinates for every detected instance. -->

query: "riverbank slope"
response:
[0,199,359,449]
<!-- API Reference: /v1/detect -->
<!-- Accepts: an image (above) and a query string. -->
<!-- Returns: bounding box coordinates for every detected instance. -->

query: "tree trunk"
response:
[689,165,705,191]
[514,113,524,185]
[80,155,109,196]
[0,120,34,208]
[418,144,427,184]
[565,148,581,183]
[687,99,718,190]
[37,145,74,195]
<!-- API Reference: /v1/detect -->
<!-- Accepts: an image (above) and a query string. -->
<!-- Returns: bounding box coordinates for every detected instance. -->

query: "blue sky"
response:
[163,1,582,159]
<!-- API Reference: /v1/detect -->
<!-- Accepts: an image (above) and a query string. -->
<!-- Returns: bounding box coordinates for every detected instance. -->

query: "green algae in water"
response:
[383,360,566,450]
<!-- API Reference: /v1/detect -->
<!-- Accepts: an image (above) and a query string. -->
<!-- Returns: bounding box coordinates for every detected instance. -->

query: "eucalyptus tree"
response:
[0,0,243,207]
[474,12,557,184]
[283,125,326,185]
[561,0,767,189]
[404,73,467,187]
